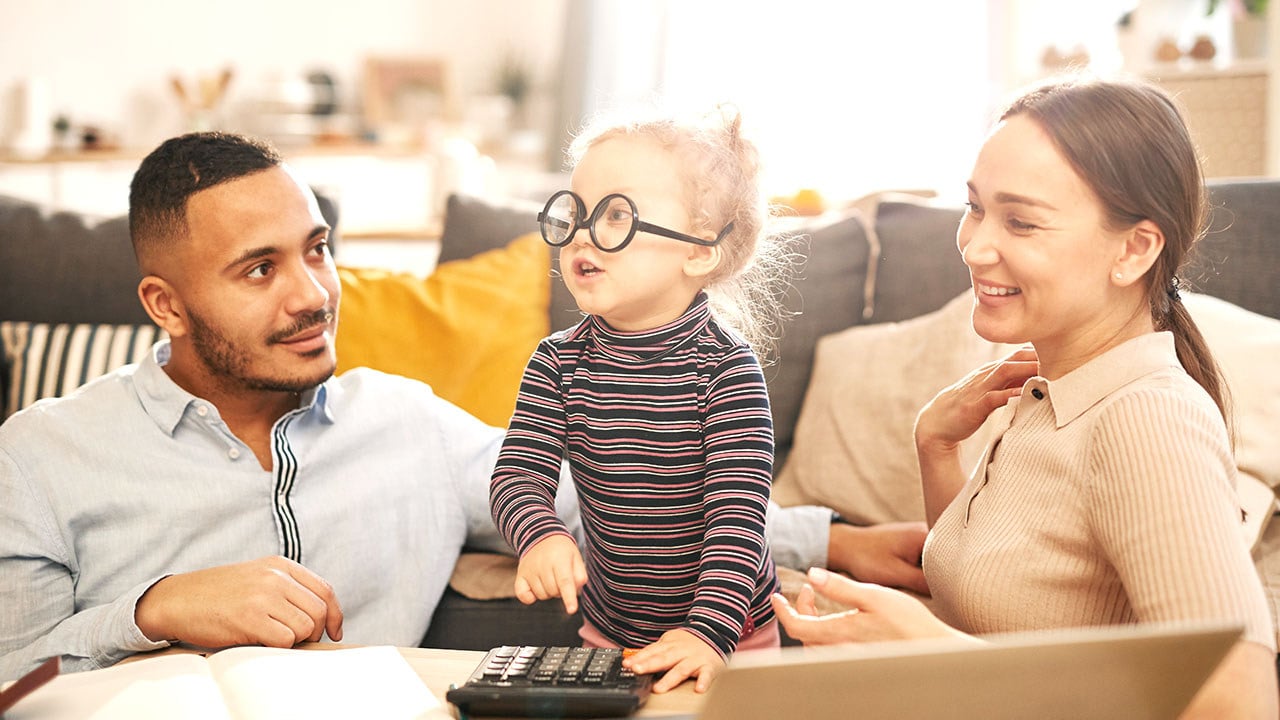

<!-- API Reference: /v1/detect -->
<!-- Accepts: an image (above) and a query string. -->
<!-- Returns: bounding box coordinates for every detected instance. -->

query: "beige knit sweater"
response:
[923,332,1274,650]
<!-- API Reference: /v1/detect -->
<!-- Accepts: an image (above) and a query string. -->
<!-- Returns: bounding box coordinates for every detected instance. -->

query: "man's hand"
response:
[514,534,587,614]
[771,567,970,646]
[622,628,726,694]
[134,556,343,649]
[827,522,930,596]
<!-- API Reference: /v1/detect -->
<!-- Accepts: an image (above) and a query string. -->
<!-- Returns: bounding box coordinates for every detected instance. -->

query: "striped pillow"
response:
[1,322,164,420]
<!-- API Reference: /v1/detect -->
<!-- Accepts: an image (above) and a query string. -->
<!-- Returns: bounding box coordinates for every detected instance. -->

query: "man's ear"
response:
[1111,219,1165,288]
[683,244,722,279]
[138,275,190,338]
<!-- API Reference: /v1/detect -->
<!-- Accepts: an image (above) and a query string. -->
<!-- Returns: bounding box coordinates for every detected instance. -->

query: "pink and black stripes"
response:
[490,294,778,657]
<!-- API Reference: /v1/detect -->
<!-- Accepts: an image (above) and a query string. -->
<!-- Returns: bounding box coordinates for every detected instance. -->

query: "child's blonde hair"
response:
[567,106,794,360]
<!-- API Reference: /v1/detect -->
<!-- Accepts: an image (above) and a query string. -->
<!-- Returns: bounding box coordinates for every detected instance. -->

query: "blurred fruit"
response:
[789,188,825,216]
[1189,35,1216,60]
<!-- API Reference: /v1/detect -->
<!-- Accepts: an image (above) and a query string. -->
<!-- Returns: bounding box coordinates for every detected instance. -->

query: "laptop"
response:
[679,622,1241,720]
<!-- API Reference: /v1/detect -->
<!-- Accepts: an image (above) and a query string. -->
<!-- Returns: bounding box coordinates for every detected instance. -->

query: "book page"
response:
[7,653,232,720]
[208,645,441,719]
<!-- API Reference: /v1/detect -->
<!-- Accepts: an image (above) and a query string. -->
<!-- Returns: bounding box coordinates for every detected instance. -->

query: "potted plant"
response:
[496,54,532,128]
[1207,0,1268,15]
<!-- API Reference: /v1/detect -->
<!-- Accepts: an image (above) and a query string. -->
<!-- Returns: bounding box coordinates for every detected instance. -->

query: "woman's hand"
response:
[914,346,1039,456]
[513,534,587,614]
[770,567,970,645]
[915,346,1038,524]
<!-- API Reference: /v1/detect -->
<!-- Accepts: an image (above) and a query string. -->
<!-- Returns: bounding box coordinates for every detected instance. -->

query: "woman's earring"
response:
[1114,272,1123,280]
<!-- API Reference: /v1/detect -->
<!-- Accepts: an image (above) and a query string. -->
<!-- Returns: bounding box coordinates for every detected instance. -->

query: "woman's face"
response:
[957,114,1134,372]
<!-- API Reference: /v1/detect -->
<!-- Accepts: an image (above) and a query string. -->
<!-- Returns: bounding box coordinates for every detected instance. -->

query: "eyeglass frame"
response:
[536,190,734,253]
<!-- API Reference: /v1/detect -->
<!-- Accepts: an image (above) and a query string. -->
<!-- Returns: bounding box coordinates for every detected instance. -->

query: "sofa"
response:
[2,179,1278,652]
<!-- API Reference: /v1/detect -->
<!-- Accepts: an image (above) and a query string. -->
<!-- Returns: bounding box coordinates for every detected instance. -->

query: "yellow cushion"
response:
[335,232,550,427]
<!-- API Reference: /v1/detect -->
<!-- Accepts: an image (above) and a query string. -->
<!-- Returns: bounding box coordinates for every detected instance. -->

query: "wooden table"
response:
[124,643,703,718]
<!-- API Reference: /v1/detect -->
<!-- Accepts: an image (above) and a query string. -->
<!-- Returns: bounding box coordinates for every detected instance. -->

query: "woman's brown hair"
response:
[1001,77,1231,431]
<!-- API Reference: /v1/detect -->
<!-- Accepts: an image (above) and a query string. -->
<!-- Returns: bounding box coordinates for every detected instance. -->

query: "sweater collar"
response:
[1020,332,1181,429]
[586,292,713,362]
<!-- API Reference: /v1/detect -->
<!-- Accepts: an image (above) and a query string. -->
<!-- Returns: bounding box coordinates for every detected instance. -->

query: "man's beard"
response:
[187,307,335,394]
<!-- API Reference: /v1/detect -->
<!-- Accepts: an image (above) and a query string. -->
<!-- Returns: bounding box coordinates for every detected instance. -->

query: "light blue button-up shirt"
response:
[0,341,530,680]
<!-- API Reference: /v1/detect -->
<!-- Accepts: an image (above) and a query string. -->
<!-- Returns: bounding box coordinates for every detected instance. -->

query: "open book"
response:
[7,645,442,719]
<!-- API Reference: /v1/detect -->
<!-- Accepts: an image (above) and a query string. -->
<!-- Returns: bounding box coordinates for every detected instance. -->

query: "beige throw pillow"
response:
[773,292,1018,524]
[1182,293,1280,492]
[773,289,1280,532]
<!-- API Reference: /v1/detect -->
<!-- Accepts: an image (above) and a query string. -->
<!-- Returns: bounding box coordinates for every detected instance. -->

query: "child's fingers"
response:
[514,576,536,605]
[652,662,692,694]
[693,663,718,693]
[527,573,553,600]
[556,566,579,614]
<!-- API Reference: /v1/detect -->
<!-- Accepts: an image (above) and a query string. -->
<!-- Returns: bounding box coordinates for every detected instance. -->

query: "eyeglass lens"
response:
[590,196,635,250]
[542,192,581,245]
[541,193,639,251]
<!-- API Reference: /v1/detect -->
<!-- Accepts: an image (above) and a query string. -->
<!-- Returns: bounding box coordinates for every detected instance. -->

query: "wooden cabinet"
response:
[1149,60,1268,178]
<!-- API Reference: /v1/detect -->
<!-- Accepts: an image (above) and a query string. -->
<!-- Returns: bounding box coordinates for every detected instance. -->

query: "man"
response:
[0,132,925,681]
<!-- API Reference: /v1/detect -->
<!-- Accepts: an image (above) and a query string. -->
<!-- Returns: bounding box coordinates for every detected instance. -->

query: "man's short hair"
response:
[128,132,282,266]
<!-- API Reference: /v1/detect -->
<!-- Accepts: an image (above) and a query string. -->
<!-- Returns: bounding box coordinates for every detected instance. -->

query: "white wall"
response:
[0,0,567,150]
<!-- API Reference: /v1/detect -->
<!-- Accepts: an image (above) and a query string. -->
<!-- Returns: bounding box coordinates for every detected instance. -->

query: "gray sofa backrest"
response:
[0,192,340,325]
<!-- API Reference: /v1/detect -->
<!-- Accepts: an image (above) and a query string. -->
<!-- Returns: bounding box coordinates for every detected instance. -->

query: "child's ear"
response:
[684,244,722,279]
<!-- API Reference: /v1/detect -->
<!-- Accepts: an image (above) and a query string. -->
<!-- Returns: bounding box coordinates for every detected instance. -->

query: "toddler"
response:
[490,107,789,693]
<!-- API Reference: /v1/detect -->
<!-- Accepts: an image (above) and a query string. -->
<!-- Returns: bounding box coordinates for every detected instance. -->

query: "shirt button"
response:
[196,405,209,417]
[1031,388,1045,400]
[228,448,241,460]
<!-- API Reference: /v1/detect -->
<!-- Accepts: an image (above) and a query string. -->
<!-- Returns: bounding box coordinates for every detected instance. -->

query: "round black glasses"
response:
[537,190,734,253]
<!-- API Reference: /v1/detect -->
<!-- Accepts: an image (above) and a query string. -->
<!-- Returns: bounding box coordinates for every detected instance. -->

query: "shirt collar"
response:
[586,292,713,362]
[134,339,336,436]
[1028,332,1181,428]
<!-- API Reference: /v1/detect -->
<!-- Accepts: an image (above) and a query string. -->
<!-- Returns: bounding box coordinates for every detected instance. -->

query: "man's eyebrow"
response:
[224,246,278,273]
[222,226,329,273]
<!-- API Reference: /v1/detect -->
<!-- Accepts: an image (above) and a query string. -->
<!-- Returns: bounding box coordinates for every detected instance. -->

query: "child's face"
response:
[562,135,716,331]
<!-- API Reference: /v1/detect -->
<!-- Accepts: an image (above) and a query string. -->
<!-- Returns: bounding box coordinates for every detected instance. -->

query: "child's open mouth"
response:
[575,259,603,277]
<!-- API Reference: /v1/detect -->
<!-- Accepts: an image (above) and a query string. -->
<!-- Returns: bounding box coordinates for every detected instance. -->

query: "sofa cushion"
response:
[772,292,1016,523]
[768,212,870,469]
[438,193,542,264]
[774,290,1280,532]
[335,232,550,428]
[0,196,149,325]
[865,199,970,324]
[0,191,340,327]
[420,587,583,651]
[1182,293,1280,494]
[1,322,164,420]
[438,192,582,333]
[1197,180,1280,320]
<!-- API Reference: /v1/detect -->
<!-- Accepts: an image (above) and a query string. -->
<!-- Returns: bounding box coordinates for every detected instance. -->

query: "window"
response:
[655,2,994,203]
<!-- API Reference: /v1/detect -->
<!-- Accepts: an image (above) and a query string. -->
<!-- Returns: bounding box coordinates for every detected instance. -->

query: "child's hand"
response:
[514,534,587,614]
[621,628,726,694]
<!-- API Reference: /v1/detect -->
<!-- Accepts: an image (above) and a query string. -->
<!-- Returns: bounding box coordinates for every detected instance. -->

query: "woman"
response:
[771,77,1277,717]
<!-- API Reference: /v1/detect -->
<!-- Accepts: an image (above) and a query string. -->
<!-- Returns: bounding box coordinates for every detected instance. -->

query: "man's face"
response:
[170,165,339,395]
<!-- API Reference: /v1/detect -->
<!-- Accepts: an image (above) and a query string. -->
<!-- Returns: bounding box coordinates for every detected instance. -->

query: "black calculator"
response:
[446,645,654,717]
